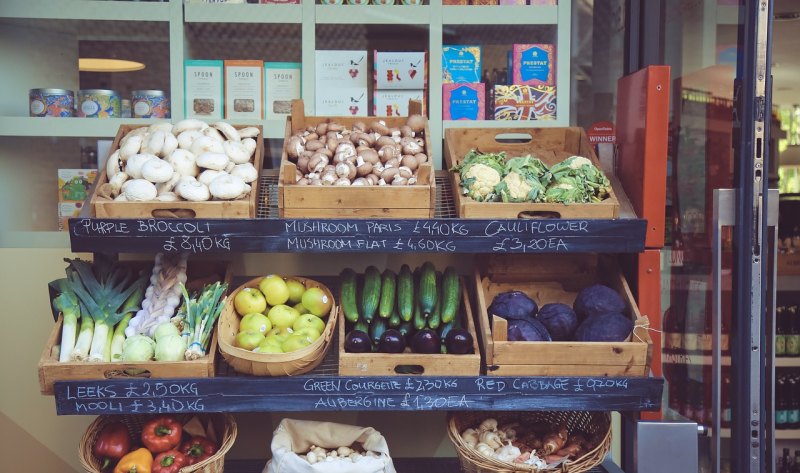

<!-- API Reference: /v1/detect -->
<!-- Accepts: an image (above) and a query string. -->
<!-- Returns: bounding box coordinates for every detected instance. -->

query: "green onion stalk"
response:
[65,256,148,363]
[181,281,228,360]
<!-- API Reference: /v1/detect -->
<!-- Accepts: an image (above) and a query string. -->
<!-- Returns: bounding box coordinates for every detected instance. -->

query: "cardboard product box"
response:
[373,51,427,90]
[315,50,368,89]
[58,169,97,203]
[224,60,264,120]
[265,62,301,120]
[443,83,485,120]
[316,87,368,116]
[499,0,525,4]
[512,43,555,87]
[58,202,86,231]
[443,0,469,4]
[185,60,224,119]
[442,45,482,83]
[471,0,498,4]
[493,84,556,120]
[528,0,556,4]
[373,90,425,117]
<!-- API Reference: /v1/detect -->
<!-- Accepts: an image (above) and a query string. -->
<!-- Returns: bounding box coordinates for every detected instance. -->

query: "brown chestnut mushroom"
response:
[355,159,373,177]
[335,162,351,178]
[286,136,304,160]
[366,174,379,185]
[328,122,345,132]
[381,167,400,182]
[392,176,408,186]
[308,154,329,173]
[346,161,357,180]
[295,169,304,182]
[402,139,424,155]
[401,155,419,171]
[323,164,336,174]
[352,177,369,186]
[357,133,376,148]
[376,136,396,149]
[359,148,379,164]
[310,178,323,186]
[397,166,413,179]
[385,157,400,169]
[315,123,328,135]
[378,145,400,163]
[306,139,324,151]
[353,121,366,132]
[406,114,426,133]
[334,177,351,186]
[371,120,390,136]
[297,155,311,174]
[415,153,429,164]
[297,178,310,185]
[318,147,333,158]
[400,125,414,138]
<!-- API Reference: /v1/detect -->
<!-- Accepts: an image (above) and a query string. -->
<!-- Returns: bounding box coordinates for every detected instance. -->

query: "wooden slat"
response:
[488,363,649,377]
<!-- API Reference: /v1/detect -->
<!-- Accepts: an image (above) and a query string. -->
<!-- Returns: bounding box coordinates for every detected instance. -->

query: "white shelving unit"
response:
[0,0,571,163]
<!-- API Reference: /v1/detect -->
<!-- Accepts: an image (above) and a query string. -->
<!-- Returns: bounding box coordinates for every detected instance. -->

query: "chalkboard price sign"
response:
[54,376,663,415]
[68,217,647,254]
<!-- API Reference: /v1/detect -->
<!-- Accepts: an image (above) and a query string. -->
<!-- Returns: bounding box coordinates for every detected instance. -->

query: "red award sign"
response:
[588,121,616,144]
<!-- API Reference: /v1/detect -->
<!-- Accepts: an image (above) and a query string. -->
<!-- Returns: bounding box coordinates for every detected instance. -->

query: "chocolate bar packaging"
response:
[443,83,485,120]
[512,43,555,87]
[493,84,556,120]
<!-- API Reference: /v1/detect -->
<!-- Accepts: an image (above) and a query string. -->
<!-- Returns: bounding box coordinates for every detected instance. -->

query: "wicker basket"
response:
[78,413,237,473]
[447,411,611,473]
[217,276,338,376]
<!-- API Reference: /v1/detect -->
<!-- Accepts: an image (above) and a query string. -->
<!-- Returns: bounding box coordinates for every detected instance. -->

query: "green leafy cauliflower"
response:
[452,150,506,202]
[495,155,551,203]
[546,155,611,203]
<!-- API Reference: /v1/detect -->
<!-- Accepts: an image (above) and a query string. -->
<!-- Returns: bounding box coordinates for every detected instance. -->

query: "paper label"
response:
[185,61,223,119]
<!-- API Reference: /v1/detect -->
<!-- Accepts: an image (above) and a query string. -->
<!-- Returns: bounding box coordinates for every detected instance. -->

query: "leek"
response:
[71,312,94,361]
[52,279,81,362]
[181,281,228,360]
[111,314,132,362]
[66,256,149,363]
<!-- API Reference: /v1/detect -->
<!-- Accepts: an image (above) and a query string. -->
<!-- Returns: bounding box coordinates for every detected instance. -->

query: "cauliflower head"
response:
[496,171,547,203]
[462,163,502,201]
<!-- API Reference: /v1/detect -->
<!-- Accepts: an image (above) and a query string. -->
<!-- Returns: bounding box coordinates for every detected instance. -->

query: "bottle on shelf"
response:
[788,306,800,358]
[777,374,789,430]
[721,369,732,428]
[789,374,800,429]
[777,305,787,357]
[793,450,800,473]
[783,448,793,473]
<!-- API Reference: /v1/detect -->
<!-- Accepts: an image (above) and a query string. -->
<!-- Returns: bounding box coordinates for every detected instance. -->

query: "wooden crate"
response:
[91,124,264,218]
[473,254,652,376]
[278,100,435,218]
[338,278,481,376]
[444,127,621,219]
[38,260,231,395]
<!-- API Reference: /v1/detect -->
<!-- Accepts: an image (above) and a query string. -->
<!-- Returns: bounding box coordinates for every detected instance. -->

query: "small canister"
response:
[29,89,74,117]
[78,89,121,118]
[132,90,171,118]
[121,99,132,118]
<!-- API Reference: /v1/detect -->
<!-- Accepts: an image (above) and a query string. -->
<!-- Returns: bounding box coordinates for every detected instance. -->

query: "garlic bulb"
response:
[496,442,522,463]
[461,428,479,448]
[479,418,498,433]
[479,430,502,450]
[475,442,496,458]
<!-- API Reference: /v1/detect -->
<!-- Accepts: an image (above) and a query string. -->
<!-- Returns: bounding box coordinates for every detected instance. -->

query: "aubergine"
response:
[444,328,474,354]
[378,329,406,353]
[344,330,372,353]
[411,329,440,354]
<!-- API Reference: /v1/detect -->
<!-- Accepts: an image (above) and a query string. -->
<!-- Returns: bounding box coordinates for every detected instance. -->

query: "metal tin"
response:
[132,89,171,118]
[29,88,74,117]
[78,89,121,118]
[121,99,132,118]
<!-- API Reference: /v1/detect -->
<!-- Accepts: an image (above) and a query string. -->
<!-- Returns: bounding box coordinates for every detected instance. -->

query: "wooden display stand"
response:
[279,100,435,218]
[473,254,652,376]
[444,126,621,219]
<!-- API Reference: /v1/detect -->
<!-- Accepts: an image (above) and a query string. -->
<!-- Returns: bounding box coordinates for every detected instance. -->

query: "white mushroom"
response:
[237,127,260,139]
[156,172,181,195]
[122,179,157,201]
[114,194,128,202]
[106,150,122,177]
[142,130,166,156]
[176,177,211,202]
[230,163,258,183]
[108,171,129,196]
[162,133,178,157]
[191,135,225,156]
[156,192,179,202]
[196,152,229,171]
[173,119,208,134]
[141,159,174,183]
[178,130,203,150]
[125,154,157,179]
[119,135,143,160]
[223,140,251,164]
[213,122,241,142]
[148,122,174,134]
[198,169,227,187]
[209,174,249,200]
[242,138,257,157]
[224,160,235,173]
[202,126,225,142]
[167,149,199,177]
[124,126,149,139]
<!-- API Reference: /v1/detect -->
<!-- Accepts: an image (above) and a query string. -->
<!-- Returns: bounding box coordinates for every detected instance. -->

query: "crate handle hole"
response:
[394,365,425,375]
[151,208,197,218]
[494,133,533,144]
[518,211,562,219]
[104,369,152,379]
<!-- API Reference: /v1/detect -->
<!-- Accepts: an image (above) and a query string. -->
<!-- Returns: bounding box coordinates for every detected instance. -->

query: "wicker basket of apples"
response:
[217,275,338,376]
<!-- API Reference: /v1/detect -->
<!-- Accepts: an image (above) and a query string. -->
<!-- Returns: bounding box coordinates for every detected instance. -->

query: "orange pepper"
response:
[113,448,153,473]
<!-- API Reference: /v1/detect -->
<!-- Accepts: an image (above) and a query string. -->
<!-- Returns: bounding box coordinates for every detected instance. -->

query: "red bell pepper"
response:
[141,416,182,453]
[180,436,217,465]
[152,449,188,473]
[92,421,132,471]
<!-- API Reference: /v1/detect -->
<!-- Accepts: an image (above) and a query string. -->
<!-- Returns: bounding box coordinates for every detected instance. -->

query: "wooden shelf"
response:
[184,3,302,24]
[0,0,171,21]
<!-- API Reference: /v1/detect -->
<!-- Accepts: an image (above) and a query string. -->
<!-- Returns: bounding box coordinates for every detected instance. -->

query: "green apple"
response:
[293,313,326,335]
[259,275,290,306]
[239,313,272,334]
[285,278,306,304]
[255,338,284,354]
[281,333,314,353]
[267,326,294,338]
[233,287,267,316]
[294,302,310,315]
[293,326,322,342]
[235,331,265,351]
[301,287,332,317]
[268,304,300,329]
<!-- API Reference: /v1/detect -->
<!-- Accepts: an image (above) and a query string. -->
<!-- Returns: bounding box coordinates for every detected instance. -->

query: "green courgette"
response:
[360,266,381,323]
[418,262,437,317]
[370,317,387,346]
[378,269,396,319]
[340,268,360,323]
[441,266,461,324]
[427,271,443,330]
[397,264,414,322]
